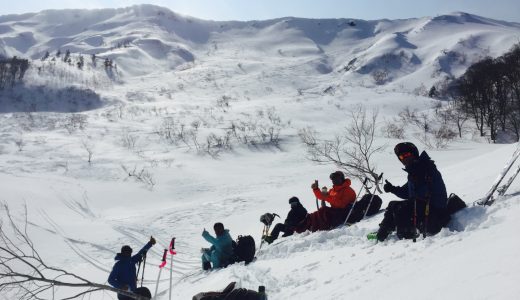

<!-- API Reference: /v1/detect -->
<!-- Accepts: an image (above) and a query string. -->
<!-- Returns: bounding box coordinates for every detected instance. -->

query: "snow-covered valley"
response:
[1,4,520,300]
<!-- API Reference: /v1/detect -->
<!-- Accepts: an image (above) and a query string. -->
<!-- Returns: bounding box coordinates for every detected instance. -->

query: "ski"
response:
[498,163,520,196]
[153,249,168,299]
[477,143,520,206]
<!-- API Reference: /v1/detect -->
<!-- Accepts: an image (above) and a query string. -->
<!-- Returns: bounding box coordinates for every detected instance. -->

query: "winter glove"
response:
[311,180,319,190]
[149,236,156,245]
[383,180,395,193]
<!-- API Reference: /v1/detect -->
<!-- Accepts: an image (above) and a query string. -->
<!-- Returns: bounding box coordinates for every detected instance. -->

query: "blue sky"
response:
[2,0,520,22]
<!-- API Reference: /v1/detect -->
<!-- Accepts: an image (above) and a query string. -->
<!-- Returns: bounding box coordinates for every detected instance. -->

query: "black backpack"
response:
[446,193,467,215]
[192,282,264,300]
[232,235,256,265]
[347,193,383,223]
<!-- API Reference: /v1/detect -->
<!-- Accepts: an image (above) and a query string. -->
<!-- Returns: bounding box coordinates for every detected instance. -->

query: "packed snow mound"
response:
[0,5,519,84]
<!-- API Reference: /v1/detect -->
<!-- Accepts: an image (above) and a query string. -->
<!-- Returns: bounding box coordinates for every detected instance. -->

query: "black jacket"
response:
[285,203,308,227]
[391,151,448,209]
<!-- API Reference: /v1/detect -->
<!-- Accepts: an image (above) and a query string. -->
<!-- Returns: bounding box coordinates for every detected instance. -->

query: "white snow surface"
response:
[1,4,520,300]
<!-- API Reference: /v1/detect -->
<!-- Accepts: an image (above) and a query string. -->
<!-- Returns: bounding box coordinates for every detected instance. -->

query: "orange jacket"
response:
[313,179,356,209]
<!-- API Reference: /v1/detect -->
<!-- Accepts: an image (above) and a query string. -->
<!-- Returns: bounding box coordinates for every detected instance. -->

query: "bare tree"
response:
[299,105,385,189]
[81,138,94,164]
[14,136,26,152]
[0,203,147,300]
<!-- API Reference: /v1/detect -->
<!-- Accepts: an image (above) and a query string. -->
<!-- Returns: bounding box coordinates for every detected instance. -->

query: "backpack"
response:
[347,193,383,223]
[446,193,467,215]
[192,282,264,300]
[232,235,256,265]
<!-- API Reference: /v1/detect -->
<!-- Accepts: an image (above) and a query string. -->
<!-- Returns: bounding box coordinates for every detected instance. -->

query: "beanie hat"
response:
[394,142,419,158]
[329,171,345,186]
[288,196,300,205]
[121,245,132,256]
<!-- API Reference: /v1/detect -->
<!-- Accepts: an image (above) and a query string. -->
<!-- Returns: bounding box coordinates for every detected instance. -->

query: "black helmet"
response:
[394,142,419,159]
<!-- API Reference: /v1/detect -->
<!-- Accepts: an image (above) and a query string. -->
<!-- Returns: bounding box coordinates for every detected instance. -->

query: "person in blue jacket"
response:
[376,142,450,241]
[201,222,234,270]
[108,236,156,299]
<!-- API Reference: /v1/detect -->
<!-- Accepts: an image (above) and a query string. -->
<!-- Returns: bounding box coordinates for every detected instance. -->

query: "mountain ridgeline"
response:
[0,4,519,91]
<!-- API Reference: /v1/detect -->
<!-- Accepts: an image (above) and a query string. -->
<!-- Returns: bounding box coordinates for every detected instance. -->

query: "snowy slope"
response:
[1,4,520,300]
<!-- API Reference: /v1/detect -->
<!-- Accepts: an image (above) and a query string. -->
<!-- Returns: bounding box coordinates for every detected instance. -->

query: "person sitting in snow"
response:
[375,142,450,241]
[295,171,357,232]
[108,236,156,300]
[263,196,308,244]
[201,222,234,270]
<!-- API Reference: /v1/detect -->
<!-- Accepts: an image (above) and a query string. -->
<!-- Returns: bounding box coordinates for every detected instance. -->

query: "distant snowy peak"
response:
[0,5,519,84]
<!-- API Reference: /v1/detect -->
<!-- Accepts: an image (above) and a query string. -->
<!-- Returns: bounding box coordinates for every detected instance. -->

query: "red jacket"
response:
[313,179,356,209]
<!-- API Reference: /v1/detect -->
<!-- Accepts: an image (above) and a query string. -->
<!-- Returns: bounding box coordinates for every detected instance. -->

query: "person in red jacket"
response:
[296,171,356,232]
[312,171,356,209]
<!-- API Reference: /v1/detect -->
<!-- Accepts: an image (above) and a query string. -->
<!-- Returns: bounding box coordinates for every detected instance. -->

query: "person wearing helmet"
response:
[263,196,308,244]
[375,142,450,241]
[108,236,156,300]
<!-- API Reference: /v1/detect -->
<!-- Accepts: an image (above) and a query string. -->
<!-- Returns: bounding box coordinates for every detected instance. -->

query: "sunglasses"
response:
[398,152,414,161]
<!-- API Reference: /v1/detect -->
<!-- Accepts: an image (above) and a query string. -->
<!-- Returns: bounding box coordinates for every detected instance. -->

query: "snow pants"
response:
[377,199,450,241]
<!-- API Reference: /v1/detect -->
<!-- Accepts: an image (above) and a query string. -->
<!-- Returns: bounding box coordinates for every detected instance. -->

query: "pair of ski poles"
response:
[153,237,176,300]
[343,173,383,226]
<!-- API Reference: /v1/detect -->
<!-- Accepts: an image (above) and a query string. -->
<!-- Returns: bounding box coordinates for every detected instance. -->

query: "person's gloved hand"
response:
[149,236,156,245]
[383,180,395,193]
[202,228,208,236]
[311,180,319,190]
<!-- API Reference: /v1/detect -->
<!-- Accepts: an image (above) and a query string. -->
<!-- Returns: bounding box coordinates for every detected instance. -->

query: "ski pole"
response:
[154,249,168,299]
[169,238,176,300]
[314,180,319,210]
[412,198,417,243]
[362,173,384,219]
[343,177,369,226]
[140,251,147,287]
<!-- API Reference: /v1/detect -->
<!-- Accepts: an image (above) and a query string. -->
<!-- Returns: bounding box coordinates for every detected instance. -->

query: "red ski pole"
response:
[154,249,168,298]
[168,238,176,300]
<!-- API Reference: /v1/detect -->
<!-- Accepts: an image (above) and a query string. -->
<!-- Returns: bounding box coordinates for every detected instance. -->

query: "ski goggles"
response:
[398,152,414,161]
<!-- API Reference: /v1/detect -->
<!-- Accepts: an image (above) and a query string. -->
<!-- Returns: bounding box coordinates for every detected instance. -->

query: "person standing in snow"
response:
[108,236,156,300]
[263,196,308,244]
[375,142,450,241]
[201,222,234,270]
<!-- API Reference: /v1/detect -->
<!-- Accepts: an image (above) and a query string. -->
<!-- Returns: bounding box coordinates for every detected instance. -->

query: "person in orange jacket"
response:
[311,171,356,209]
[295,171,357,232]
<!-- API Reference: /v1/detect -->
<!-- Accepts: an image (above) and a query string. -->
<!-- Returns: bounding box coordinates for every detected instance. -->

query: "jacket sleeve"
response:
[131,242,153,264]
[392,182,410,199]
[202,231,218,246]
[313,188,329,201]
[108,263,120,288]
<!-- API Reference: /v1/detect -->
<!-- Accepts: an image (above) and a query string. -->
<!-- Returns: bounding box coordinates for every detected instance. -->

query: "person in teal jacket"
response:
[201,222,234,270]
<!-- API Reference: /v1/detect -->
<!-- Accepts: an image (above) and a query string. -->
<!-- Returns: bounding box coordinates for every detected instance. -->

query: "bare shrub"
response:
[81,138,94,164]
[372,69,389,85]
[382,120,405,139]
[14,136,26,151]
[300,105,385,187]
[121,165,156,189]
[0,203,146,300]
[121,128,139,150]
[63,114,88,134]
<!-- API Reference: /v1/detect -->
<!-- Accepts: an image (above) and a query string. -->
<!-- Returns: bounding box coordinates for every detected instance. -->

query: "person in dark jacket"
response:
[108,236,156,300]
[376,142,450,242]
[201,223,234,270]
[263,196,308,244]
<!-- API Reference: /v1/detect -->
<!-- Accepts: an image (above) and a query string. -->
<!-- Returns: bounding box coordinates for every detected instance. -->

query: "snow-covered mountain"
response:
[1,5,520,300]
[1,4,520,90]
